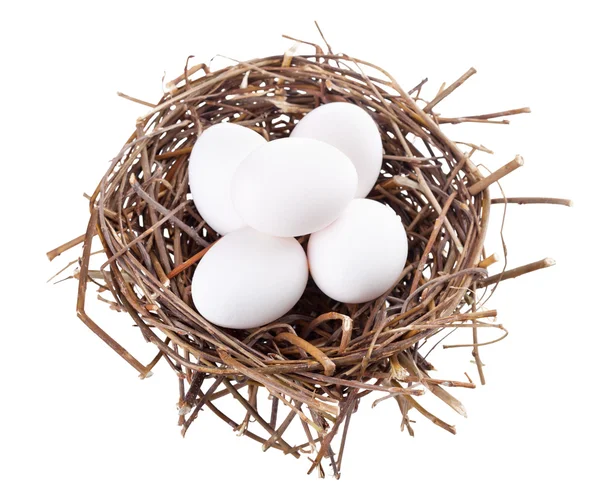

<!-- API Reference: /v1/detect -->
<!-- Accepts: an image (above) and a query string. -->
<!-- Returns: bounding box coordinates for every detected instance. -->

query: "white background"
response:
[2,1,598,496]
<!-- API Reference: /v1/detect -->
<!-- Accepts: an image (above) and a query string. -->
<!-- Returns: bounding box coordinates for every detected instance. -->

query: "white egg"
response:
[188,123,266,235]
[231,138,358,237]
[291,102,383,198]
[308,199,408,304]
[191,227,308,329]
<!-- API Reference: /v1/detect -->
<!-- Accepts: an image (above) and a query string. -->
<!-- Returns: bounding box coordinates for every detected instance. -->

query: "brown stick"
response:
[471,285,486,385]
[478,253,499,269]
[491,197,573,207]
[423,67,477,113]
[275,333,336,376]
[461,106,531,120]
[117,92,155,108]
[401,394,456,435]
[76,210,147,376]
[166,242,215,280]
[478,257,555,287]
[47,233,87,261]
[383,155,442,163]
[438,117,510,125]
[155,147,194,161]
[151,252,170,286]
[409,191,457,295]
[303,312,353,354]
[468,155,524,196]
[439,107,532,124]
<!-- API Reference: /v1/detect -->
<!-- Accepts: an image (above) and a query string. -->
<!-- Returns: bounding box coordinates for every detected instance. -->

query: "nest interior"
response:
[61,44,546,478]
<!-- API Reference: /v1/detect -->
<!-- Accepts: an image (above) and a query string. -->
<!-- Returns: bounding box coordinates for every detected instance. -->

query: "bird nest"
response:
[48,37,564,478]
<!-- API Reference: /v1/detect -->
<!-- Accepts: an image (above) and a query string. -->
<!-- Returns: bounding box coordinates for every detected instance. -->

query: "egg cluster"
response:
[188,102,408,329]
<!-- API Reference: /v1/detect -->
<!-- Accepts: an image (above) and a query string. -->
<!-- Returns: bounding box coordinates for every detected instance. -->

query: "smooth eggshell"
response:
[191,227,308,329]
[290,102,383,198]
[308,199,408,303]
[231,138,358,237]
[188,123,266,235]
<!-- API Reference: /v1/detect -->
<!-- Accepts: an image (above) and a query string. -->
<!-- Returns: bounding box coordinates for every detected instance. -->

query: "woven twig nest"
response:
[50,39,564,478]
